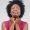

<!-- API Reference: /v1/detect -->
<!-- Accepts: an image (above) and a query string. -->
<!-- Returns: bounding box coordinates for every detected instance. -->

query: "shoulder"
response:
[2,20,11,23]
[21,21,28,30]
[2,20,11,29]
[19,20,28,28]
[2,20,11,26]
[2,21,9,24]
[20,20,27,24]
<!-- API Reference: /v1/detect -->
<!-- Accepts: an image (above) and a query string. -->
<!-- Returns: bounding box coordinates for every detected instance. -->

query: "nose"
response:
[14,7,17,11]
[14,10,17,11]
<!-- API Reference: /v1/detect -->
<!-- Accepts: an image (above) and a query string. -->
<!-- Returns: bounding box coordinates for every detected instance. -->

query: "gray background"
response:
[0,0,30,30]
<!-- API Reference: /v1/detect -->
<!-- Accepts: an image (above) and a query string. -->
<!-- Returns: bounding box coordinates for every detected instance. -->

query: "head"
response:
[10,4,21,18]
[6,0,25,18]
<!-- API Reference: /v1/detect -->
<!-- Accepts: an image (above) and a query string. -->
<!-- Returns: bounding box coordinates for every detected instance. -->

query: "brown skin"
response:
[10,4,21,17]
[9,17,20,30]
[10,4,21,30]
[2,4,28,30]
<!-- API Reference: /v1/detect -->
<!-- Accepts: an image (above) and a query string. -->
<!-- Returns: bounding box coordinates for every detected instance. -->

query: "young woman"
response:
[2,0,28,30]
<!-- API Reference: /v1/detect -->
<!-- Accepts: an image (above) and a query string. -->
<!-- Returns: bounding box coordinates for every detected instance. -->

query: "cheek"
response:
[18,10,20,13]
[11,10,15,14]
[18,10,21,15]
[11,9,21,14]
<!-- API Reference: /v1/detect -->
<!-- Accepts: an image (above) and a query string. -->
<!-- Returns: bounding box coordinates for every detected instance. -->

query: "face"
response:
[10,4,21,17]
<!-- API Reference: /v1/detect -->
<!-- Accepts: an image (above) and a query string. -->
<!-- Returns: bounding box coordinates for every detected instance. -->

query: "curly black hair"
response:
[6,0,25,18]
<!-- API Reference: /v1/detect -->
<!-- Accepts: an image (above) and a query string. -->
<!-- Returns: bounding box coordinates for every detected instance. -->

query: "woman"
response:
[2,0,28,30]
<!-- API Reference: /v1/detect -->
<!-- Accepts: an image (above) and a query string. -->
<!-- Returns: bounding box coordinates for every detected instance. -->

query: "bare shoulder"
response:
[2,20,9,26]
[2,21,7,28]
[2,21,7,25]
[2,21,8,30]
[23,21,28,30]
[2,21,6,26]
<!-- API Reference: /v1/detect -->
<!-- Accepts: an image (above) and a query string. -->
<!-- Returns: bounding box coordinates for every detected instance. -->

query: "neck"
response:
[11,16,21,20]
[10,16,21,24]
[12,16,19,18]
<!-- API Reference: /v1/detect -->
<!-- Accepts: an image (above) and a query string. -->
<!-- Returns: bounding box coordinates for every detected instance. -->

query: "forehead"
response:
[11,4,20,7]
